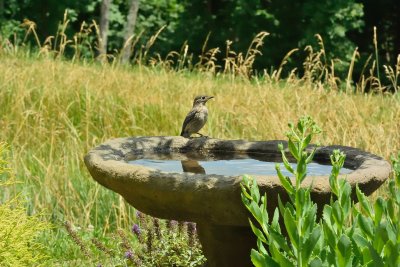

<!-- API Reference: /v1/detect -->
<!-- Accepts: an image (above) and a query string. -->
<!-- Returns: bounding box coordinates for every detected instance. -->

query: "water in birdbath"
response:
[126,152,353,177]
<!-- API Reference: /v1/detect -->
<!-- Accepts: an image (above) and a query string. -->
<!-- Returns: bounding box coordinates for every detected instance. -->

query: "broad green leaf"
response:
[361,247,372,265]
[243,175,250,186]
[356,185,373,218]
[271,208,280,232]
[276,164,295,195]
[241,191,251,207]
[305,147,317,164]
[249,219,267,244]
[383,240,400,265]
[250,249,268,267]
[297,119,304,134]
[250,177,261,203]
[251,249,279,267]
[303,134,312,149]
[358,215,374,239]
[309,257,323,267]
[302,203,317,235]
[365,241,384,266]
[389,180,400,205]
[329,173,339,196]
[260,195,269,225]
[302,225,321,265]
[248,202,265,228]
[288,139,299,160]
[322,205,332,225]
[353,233,369,247]
[297,156,307,183]
[388,179,397,200]
[269,228,292,255]
[270,245,294,267]
[257,239,268,255]
[337,234,352,267]
[323,222,336,249]
[339,181,352,215]
[351,237,364,266]
[372,222,388,254]
[284,209,299,249]
[282,152,295,174]
[353,234,373,264]
[386,198,395,220]
[332,201,344,228]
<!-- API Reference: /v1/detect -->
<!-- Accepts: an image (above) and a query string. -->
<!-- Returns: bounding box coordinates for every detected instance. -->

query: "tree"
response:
[99,0,111,56]
[121,0,140,63]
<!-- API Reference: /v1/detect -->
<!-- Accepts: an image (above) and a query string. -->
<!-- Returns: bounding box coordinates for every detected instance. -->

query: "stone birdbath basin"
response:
[84,136,391,267]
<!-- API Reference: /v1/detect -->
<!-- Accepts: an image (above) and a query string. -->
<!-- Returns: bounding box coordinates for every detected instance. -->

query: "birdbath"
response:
[84,136,391,267]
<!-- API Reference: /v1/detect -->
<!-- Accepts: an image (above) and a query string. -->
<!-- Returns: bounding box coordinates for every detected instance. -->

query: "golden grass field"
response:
[0,52,399,265]
[0,55,399,225]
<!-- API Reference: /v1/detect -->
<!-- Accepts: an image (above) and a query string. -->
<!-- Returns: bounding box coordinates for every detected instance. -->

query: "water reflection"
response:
[126,151,354,176]
[181,160,206,174]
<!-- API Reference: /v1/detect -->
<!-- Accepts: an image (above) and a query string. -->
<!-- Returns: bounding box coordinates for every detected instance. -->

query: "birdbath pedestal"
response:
[84,136,391,267]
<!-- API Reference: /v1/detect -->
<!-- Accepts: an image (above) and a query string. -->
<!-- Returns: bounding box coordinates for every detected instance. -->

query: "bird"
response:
[180,95,214,138]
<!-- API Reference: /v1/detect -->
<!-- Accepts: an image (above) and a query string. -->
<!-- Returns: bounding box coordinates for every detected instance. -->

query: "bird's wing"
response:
[181,109,199,135]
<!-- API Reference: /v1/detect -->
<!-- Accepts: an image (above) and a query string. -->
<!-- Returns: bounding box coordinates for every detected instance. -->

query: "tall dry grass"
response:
[0,55,399,232]
[0,13,399,242]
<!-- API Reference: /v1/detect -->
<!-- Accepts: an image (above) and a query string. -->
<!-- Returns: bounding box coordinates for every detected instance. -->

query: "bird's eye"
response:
[201,96,206,100]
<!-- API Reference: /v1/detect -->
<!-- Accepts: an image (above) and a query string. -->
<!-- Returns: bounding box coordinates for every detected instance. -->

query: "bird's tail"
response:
[180,131,189,138]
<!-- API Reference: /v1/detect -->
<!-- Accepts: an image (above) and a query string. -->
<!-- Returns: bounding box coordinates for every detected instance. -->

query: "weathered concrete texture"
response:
[84,136,391,267]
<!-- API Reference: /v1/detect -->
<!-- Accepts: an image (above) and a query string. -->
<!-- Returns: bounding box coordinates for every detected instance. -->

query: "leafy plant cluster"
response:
[0,142,49,267]
[59,212,205,266]
[241,116,400,266]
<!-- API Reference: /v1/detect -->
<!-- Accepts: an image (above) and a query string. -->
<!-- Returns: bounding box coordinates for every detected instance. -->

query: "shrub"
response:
[0,142,49,266]
[62,213,205,266]
[241,116,400,266]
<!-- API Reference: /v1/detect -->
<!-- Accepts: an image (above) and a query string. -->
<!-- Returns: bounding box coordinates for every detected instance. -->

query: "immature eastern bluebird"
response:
[180,95,214,138]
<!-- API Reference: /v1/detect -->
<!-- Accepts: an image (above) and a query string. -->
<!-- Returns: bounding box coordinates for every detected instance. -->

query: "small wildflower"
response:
[167,220,178,233]
[146,229,153,254]
[153,218,161,239]
[91,238,115,257]
[136,210,146,226]
[187,222,197,247]
[124,250,133,259]
[117,229,132,251]
[64,221,90,257]
[170,220,178,226]
[178,221,187,235]
[131,224,141,237]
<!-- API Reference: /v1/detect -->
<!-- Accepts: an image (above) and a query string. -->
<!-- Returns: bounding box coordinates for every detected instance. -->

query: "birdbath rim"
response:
[84,136,391,226]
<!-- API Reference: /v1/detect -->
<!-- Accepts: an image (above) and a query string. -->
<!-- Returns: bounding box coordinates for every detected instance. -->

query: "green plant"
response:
[241,116,400,266]
[241,116,323,266]
[60,214,205,266]
[0,142,49,266]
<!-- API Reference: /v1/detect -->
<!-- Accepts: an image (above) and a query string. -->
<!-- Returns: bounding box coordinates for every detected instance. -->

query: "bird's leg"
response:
[196,133,209,138]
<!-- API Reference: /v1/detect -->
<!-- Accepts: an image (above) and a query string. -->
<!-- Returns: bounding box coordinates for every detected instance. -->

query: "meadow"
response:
[0,35,400,265]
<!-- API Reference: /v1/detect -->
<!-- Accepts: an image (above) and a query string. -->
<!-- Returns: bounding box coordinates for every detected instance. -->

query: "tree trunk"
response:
[121,0,140,64]
[0,0,4,18]
[99,0,111,57]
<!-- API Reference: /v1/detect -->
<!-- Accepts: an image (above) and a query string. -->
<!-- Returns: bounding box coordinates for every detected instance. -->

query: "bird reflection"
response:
[181,160,206,174]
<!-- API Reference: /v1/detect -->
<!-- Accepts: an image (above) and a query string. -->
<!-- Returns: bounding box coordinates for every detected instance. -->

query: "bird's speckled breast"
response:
[196,106,208,121]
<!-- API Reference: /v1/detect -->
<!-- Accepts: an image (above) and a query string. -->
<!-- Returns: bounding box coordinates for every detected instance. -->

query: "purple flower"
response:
[131,224,141,236]
[125,250,133,259]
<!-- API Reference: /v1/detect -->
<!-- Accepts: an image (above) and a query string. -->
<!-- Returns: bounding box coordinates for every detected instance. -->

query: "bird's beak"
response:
[207,96,214,101]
